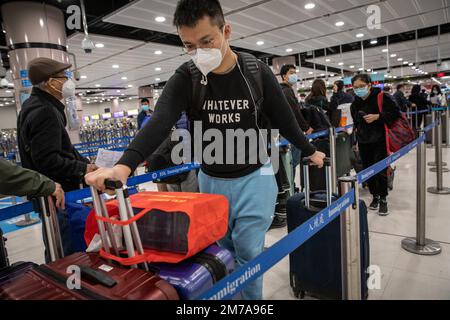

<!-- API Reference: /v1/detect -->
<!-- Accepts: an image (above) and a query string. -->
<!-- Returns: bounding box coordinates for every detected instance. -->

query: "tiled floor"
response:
[4,148,450,300]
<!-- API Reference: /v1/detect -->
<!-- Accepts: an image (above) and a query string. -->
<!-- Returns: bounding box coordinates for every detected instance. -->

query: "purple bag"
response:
[150,244,234,300]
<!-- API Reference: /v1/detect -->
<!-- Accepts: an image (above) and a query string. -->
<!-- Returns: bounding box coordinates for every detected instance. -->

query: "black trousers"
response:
[359,140,388,197]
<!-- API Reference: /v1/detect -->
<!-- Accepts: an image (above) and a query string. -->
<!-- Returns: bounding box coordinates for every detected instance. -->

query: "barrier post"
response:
[427,109,436,150]
[15,195,40,227]
[329,127,338,194]
[428,112,450,194]
[444,107,450,149]
[402,130,442,255]
[339,176,361,300]
[428,109,448,167]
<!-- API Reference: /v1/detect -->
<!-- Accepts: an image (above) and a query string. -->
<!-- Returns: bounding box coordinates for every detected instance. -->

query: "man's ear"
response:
[223,23,232,40]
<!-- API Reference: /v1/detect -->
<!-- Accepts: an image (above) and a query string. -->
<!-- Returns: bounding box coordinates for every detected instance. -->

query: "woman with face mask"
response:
[430,85,448,107]
[350,74,401,216]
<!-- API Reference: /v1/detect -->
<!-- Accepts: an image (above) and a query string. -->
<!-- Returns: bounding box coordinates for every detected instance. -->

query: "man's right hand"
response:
[309,151,326,168]
[52,183,65,210]
[85,165,132,193]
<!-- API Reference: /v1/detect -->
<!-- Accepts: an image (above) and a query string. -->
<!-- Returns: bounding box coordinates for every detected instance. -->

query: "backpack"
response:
[301,103,332,132]
[377,92,415,153]
[182,51,269,129]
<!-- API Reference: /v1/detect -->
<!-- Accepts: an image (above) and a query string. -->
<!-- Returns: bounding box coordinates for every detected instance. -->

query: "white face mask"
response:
[52,78,76,99]
[190,31,227,77]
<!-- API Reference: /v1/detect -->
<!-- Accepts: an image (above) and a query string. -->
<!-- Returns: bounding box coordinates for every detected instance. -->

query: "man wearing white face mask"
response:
[18,57,96,259]
[85,0,325,300]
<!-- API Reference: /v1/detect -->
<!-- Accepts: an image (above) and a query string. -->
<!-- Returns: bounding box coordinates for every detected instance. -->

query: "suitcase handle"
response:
[302,157,333,209]
[104,179,123,190]
[80,265,117,288]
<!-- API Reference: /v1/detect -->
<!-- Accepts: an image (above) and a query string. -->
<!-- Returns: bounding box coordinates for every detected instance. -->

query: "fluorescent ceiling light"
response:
[155,16,166,23]
[305,3,316,9]
[356,33,364,38]
[256,41,264,46]
[95,43,104,48]
[335,21,345,27]
[154,50,163,55]
[286,48,293,53]
[112,64,119,69]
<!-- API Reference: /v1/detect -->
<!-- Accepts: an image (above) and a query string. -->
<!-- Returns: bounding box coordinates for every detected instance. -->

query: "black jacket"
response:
[350,87,401,144]
[17,87,89,192]
[280,83,309,131]
[409,94,430,110]
[330,91,355,127]
[393,91,411,112]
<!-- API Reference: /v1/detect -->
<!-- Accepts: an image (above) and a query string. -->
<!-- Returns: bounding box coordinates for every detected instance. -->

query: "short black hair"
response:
[141,98,150,104]
[280,64,296,79]
[173,0,225,29]
[397,84,404,90]
[334,80,344,92]
[351,73,372,85]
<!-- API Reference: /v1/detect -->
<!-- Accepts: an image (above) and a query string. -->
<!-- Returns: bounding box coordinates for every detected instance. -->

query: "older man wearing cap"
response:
[17,57,97,259]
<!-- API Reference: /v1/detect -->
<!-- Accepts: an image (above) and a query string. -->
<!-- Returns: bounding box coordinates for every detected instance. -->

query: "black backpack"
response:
[181,51,270,130]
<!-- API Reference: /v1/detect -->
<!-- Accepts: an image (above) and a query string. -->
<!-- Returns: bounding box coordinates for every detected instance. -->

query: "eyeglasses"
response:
[182,28,224,55]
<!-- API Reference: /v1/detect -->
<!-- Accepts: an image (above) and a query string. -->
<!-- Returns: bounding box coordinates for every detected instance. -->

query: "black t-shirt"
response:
[117,52,316,178]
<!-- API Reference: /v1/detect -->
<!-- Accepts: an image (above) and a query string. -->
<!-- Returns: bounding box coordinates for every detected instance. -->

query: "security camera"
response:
[73,70,81,81]
[81,36,95,54]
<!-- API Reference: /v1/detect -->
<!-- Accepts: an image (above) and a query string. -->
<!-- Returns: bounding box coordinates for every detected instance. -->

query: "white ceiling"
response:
[2,0,450,102]
[104,0,450,55]
[306,33,450,76]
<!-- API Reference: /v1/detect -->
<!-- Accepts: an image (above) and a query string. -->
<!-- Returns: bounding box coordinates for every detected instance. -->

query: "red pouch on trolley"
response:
[84,192,228,266]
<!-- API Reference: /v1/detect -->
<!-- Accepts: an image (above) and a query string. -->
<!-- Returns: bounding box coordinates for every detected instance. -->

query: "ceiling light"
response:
[390,54,397,58]
[155,78,161,81]
[121,77,127,80]
[127,84,133,88]
[409,63,414,66]
[349,65,355,69]
[5,90,11,93]
[397,58,403,61]
[320,73,325,77]
[256,41,264,46]
[154,50,163,55]
[370,40,378,45]
[95,43,104,48]
[286,48,293,53]
[116,90,121,93]
[382,49,389,53]
[121,93,125,96]
[304,3,316,10]
[403,61,408,65]
[356,33,364,38]
[412,66,416,69]
[335,21,345,27]
[325,58,331,62]
[367,69,372,72]
[81,75,87,79]
[330,74,335,77]
[112,64,119,69]
[308,71,313,75]
[359,68,364,71]
[155,67,162,71]
[101,93,105,96]
[95,84,101,87]
[338,62,344,66]
[155,16,166,23]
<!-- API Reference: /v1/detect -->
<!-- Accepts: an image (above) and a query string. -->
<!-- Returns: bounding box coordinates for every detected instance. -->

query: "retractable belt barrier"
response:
[0,121,440,300]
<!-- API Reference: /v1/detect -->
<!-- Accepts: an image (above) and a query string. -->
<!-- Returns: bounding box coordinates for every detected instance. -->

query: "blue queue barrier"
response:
[197,121,438,300]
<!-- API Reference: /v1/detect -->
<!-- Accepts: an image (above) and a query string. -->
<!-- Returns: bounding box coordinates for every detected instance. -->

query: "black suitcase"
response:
[287,159,370,300]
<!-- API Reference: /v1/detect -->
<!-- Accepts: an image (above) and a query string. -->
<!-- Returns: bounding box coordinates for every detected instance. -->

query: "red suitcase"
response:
[0,252,179,300]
